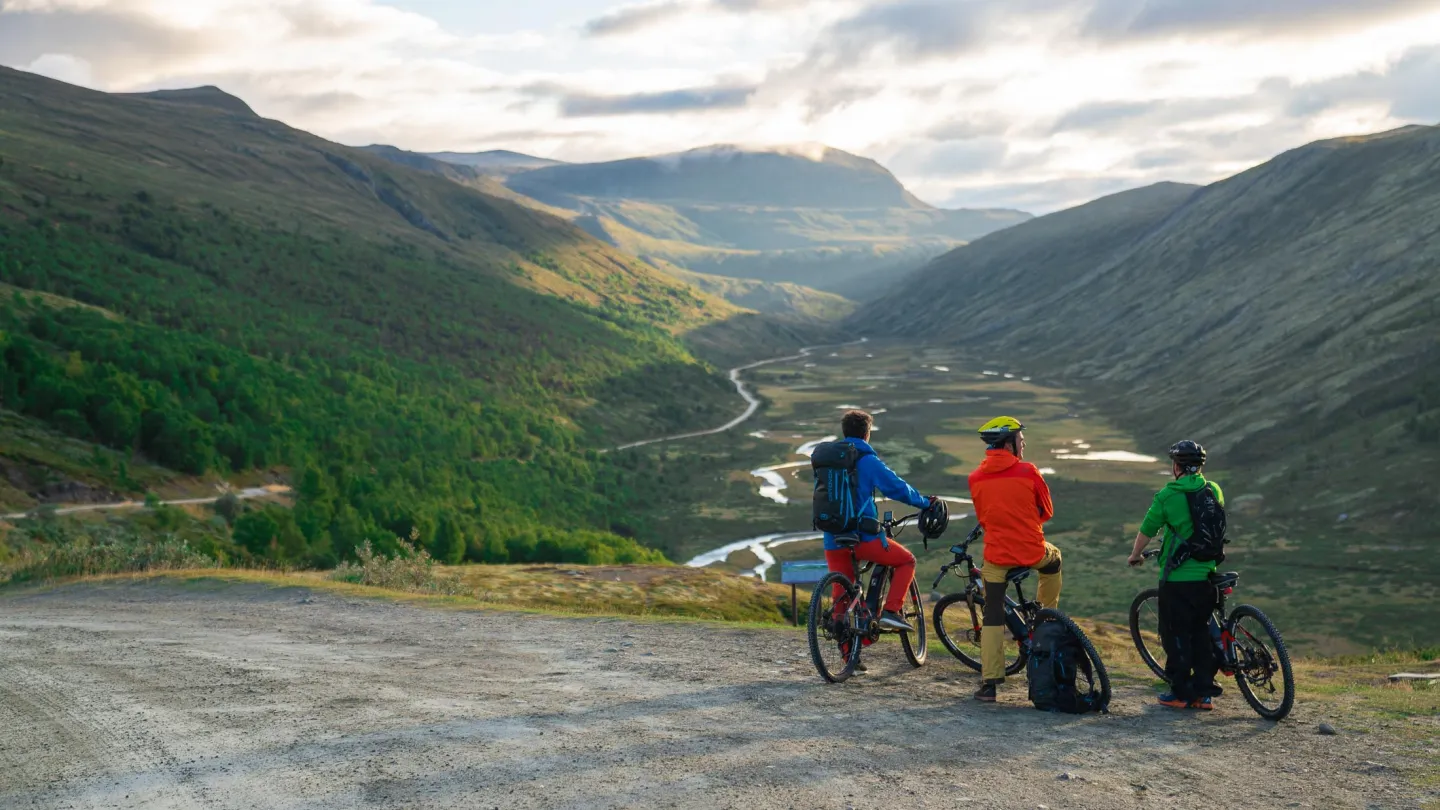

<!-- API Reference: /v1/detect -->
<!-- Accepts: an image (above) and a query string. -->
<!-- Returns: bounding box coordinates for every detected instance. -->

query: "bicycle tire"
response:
[1127,588,1165,680]
[932,592,1027,675]
[1036,608,1112,712]
[808,572,861,683]
[1229,604,1295,721]
[900,580,927,667]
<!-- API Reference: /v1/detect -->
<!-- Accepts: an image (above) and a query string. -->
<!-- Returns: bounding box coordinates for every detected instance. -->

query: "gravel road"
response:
[0,580,1430,809]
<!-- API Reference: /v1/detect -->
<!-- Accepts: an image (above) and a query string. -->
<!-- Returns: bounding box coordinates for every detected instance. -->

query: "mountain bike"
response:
[1129,549,1295,720]
[807,512,927,682]
[931,526,1110,706]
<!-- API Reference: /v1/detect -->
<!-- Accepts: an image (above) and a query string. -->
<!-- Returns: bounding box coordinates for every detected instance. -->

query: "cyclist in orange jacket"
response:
[968,416,1062,702]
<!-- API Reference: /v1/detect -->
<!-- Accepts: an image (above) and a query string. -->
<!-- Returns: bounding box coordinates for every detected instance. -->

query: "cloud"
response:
[0,8,220,81]
[560,84,757,117]
[2,0,1438,214]
[927,118,1010,141]
[583,0,809,37]
[812,0,992,65]
[1279,45,1440,121]
[1084,0,1440,39]
[583,1,690,37]
[801,83,883,121]
[887,138,1009,175]
[942,175,1161,213]
[16,52,94,86]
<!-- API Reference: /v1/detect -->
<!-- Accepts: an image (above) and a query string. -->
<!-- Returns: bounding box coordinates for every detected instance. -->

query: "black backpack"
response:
[810,441,874,534]
[1179,482,1228,564]
[1027,615,1105,714]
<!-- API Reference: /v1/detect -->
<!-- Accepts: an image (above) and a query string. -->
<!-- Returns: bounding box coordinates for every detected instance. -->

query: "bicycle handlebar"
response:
[882,512,919,531]
[931,525,984,589]
[1129,548,1162,567]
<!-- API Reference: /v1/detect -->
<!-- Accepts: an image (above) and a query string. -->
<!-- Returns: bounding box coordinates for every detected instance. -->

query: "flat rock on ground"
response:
[0,580,1431,809]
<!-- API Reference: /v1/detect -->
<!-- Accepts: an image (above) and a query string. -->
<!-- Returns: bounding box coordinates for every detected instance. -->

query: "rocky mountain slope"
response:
[870,125,1440,547]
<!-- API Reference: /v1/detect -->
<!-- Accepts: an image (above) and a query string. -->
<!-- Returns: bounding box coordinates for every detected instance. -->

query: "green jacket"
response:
[1140,474,1225,583]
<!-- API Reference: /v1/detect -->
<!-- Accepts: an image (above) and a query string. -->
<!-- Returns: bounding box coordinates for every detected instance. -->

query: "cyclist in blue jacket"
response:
[822,410,938,634]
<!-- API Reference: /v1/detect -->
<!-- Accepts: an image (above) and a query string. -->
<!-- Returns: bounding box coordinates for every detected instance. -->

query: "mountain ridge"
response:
[868,124,1440,540]
[0,65,782,570]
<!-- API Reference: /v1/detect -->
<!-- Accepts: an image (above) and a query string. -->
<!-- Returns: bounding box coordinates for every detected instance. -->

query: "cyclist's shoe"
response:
[1189,697,1214,710]
[1157,692,1190,709]
[854,661,868,673]
[974,681,999,702]
[878,610,914,632]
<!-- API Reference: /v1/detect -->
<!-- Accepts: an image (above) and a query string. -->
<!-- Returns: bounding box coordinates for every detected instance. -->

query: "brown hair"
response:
[841,410,873,439]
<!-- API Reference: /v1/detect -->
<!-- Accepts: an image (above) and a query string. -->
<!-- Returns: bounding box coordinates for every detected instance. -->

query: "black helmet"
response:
[1169,440,1206,472]
[918,498,949,542]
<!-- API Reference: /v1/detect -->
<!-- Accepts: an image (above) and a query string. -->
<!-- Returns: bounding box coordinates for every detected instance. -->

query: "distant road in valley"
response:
[1,485,292,521]
[611,338,866,452]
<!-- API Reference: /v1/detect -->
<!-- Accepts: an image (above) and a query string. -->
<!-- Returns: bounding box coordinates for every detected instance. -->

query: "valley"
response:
[1,65,1436,660]
[642,341,1438,655]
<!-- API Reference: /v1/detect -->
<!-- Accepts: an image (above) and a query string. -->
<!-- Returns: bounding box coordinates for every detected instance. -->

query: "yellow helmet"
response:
[979,416,1024,448]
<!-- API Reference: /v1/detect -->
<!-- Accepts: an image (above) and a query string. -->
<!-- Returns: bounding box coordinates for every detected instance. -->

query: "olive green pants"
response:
[980,543,1063,683]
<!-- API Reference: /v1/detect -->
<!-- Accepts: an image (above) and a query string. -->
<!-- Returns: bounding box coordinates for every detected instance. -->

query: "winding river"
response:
[609,342,1155,582]
[686,435,974,580]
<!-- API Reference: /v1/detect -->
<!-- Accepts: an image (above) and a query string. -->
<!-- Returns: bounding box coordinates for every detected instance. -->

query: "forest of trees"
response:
[0,161,727,568]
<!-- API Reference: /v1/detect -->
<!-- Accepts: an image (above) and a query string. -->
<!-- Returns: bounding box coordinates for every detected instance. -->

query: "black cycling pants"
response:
[1159,580,1222,701]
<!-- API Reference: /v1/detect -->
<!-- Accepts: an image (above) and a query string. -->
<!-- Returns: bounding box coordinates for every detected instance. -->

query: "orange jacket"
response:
[968,449,1054,568]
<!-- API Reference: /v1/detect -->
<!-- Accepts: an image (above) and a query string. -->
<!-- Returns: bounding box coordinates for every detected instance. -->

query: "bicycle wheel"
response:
[1229,604,1295,721]
[1128,588,1166,679]
[1036,608,1112,712]
[808,572,862,683]
[932,592,1027,675]
[900,580,927,667]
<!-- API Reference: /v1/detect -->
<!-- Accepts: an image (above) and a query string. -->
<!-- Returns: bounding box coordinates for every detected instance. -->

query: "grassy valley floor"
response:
[626,340,1440,655]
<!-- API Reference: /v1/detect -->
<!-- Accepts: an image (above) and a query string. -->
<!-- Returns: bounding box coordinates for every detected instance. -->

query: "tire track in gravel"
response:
[0,579,1432,810]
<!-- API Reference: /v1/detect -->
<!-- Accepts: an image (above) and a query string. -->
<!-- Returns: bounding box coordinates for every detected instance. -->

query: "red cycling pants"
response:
[825,539,916,612]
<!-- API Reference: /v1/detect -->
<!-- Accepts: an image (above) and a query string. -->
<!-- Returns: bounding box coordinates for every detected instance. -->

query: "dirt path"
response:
[0,485,292,521]
[0,580,1429,809]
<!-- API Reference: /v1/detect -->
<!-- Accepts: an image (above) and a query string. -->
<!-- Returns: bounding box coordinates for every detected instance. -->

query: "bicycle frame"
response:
[932,526,1037,646]
[1140,549,1276,684]
[834,511,918,639]
[1210,586,1236,675]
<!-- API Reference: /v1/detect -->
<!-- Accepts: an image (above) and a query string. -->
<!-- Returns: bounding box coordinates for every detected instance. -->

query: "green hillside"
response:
[0,66,762,569]
[869,125,1440,591]
[491,145,1031,298]
[649,262,856,321]
[369,143,897,309]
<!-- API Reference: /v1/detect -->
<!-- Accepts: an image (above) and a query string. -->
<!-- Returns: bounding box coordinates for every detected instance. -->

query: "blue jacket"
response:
[822,437,931,550]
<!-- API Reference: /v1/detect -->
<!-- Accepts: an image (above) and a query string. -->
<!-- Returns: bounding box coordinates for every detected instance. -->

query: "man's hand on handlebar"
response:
[1128,549,1161,567]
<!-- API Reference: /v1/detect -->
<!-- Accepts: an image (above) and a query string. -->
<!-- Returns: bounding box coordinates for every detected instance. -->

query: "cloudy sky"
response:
[3,0,1439,212]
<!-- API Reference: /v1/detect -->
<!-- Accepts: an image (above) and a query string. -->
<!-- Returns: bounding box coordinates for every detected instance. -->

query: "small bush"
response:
[4,524,216,583]
[214,492,242,524]
[329,532,468,595]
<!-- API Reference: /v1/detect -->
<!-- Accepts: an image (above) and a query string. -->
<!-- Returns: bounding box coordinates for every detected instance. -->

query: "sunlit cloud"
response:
[2,0,1438,212]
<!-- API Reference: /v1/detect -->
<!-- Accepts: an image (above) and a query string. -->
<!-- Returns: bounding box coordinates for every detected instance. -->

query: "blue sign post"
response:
[780,560,830,626]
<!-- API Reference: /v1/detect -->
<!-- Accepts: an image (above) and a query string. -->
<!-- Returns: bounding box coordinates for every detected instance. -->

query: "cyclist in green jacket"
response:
[1126,440,1224,710]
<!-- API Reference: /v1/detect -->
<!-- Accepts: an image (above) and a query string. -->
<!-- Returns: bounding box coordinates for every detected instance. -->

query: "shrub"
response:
[3,523,215,583]
[213,492,242,524]
[329,531,468,595]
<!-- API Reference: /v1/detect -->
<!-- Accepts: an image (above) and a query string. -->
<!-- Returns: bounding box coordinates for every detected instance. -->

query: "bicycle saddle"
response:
[1006,567,1033,583]
[832,533,862,548]
[1209,571,1240,589]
